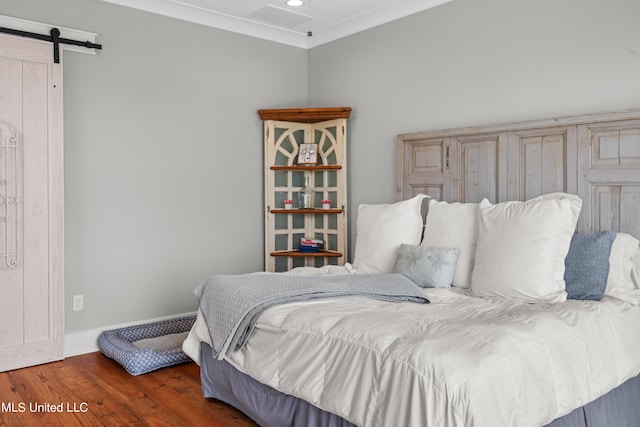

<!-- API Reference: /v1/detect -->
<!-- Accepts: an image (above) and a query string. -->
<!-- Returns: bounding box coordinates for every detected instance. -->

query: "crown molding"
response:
[98,0,453,49]
[100,0,309,48]
[306,0,453,48]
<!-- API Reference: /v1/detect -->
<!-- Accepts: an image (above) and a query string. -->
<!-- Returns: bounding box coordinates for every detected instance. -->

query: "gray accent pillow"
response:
[564,231,617,300]
[392,244,461,288]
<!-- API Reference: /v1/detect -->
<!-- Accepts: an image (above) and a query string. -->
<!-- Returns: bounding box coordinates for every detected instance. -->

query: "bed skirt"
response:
[200,343,640,427]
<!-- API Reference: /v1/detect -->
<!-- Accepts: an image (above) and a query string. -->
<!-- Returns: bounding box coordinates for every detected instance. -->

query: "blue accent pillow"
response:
[392,244,461,288]
[564,231,617,300]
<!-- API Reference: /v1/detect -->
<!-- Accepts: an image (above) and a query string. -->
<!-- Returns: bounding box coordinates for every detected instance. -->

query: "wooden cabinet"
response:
[260,107,351,272]
[397,110,640,237]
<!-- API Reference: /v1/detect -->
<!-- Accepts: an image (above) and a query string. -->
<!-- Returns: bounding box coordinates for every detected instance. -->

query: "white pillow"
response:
[633,248,640,290]
[422,199,480,288]
[352,194,426,274]
[605,233,640,302]
[470,193,582,303]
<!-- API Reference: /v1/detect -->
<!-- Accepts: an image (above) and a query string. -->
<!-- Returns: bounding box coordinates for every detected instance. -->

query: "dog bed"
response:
[98,315,197,376]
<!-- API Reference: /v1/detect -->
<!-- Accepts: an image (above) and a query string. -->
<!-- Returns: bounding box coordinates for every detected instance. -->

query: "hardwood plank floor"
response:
[0,352,258,426]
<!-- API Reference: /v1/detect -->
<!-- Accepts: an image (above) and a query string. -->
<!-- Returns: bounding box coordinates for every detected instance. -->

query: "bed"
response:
[183,110,640,426]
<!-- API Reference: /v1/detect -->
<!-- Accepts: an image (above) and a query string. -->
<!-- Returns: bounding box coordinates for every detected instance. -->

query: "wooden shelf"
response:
[271,250,343,258]
[258,107,352,123]
[270,165,342,171]
[271,208,342,214]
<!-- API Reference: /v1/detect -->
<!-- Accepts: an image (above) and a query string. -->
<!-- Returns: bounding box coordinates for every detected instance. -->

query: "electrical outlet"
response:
[72,295,84,311]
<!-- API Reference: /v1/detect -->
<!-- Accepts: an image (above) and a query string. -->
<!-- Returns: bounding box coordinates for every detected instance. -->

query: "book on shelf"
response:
[299,237,324,252]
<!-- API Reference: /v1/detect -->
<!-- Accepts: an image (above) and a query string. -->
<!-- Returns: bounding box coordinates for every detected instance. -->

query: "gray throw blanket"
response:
[194,273,429,360]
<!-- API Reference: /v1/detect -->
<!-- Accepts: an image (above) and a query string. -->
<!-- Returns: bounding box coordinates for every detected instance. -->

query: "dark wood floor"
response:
[0,352,258,426]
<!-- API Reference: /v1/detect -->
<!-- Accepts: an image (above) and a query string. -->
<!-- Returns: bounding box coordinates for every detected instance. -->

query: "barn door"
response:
[0,33,64,371]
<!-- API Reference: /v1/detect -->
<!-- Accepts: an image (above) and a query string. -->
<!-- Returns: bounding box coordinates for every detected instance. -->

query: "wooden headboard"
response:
[397,109,640,237]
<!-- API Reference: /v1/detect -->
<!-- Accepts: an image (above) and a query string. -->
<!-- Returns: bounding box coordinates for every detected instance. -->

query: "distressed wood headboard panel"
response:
[397,109,640,236]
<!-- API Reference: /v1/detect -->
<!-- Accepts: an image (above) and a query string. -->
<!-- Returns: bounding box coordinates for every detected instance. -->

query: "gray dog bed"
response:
[98,315,197,375]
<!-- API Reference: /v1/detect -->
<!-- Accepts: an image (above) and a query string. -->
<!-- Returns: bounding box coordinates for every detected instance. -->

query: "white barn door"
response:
[0,34,64,371]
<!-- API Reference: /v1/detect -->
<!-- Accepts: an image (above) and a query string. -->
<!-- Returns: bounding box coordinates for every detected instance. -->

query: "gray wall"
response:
[1,0,308,333]
[308,0,640,222]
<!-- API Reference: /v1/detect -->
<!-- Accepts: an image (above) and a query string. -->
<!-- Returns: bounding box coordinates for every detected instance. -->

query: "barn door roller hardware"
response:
[0,26,102,63]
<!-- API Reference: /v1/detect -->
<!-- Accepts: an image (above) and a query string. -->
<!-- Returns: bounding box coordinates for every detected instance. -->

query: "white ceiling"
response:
[99,0,454,48]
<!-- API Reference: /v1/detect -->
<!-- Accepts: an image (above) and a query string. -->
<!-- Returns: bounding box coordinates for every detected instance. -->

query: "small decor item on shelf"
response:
[321,199,332,210]
[283,199,294,210]
[299,176,315,208]
[300,238,323,252]
[297,143,318,165]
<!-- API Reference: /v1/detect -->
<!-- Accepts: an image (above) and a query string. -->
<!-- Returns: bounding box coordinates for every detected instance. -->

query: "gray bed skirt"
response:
[200,343,640,426]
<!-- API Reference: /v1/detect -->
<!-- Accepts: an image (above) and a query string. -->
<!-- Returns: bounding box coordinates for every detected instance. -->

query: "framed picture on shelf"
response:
[297,143,318,165]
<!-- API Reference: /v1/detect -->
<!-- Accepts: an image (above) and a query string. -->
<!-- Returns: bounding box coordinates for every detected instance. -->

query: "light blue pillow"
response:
[392,244,461,288]
[564,231,617,300]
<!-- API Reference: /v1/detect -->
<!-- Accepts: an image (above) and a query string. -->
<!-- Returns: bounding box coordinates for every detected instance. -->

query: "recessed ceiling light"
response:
[286,0,304,6]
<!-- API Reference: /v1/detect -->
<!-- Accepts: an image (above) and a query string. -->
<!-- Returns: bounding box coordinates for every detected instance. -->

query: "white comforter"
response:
[184,269,640,427]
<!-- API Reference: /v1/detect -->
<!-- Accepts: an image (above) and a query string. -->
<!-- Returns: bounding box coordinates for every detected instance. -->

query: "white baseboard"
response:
[63,311,197,357]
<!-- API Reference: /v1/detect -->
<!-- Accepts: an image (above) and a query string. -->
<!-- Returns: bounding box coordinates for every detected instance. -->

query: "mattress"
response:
[183,275,640,427]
